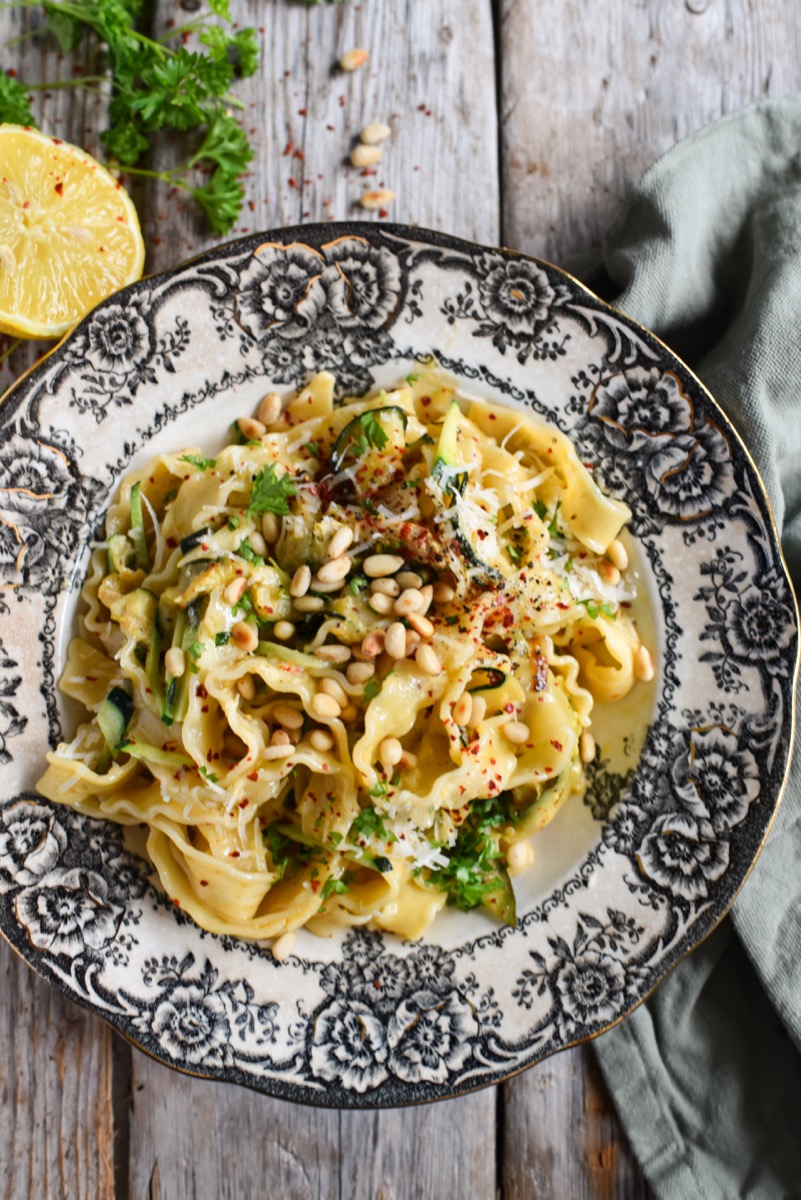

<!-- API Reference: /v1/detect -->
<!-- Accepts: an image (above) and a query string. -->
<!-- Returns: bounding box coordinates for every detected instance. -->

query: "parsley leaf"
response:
[362,678,382,704]
[180,453,217,471]
[320,877,350,901]
[0,73,36,125]
[426,799,516,923]
[577,599,615,619]
[547,500,562,538]
[214,631,230,646]
[247,464,296,519]
[531,498,548,521]
[348,574,368,596]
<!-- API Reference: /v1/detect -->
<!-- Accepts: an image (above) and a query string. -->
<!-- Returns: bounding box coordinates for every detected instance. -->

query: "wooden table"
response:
[1,2,799,1196]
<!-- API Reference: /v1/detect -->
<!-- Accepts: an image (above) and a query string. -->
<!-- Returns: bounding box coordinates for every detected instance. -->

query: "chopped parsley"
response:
[227,516,240,531]
[406,372,421,384]
[578,599,617,620]
[348,574,368,596]
[506,543,522,566]
[362,678,382,704]
[247,464,296,519]
[237,539,265,567]
[424,794,517,923]
[531,498,548,521]
[179,453,217,471]
[199,765,218,784]
[547,499,562,538]
[214,631,231,646]
[351,804,396,842]
[304,440,320,458]
[320,876,350,901]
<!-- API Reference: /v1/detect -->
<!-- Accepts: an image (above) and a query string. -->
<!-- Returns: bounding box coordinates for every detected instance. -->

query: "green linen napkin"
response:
[585,97,801,1199]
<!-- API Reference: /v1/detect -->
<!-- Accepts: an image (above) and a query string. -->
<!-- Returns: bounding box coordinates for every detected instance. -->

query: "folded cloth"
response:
[583,98,801,1199]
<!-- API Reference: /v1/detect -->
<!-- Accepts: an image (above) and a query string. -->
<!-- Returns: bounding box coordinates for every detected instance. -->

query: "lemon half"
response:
[0,125,145,339]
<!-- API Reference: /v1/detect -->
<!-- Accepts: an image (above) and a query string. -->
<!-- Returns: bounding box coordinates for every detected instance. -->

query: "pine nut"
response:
[311,692,341,720]
[598,560,621,586]
[360,189,396,210]
[326,526,354,560]
[317,555,351,584]
[248,530,267,558]
[237,416,266,440]
[339,704,359,722]
[378,737,403,768]
[360,122,391,145]
[271,729,291,747]
[404,628,421,656]
[370,577,400,597]
[364,553,404,578]
[407,611,434,639]
[432,581,456,603]
[468,695,486,726]
[257,392,282,426]
[361,630,385,659]
[290,565,311,597]
[165,647,185,678]
[399,750,417,769]
[264,743,294,760]
[607,538,629,572]
[369,592,394,615]
[384,622,407,659]
[580,731,596,763]
[452,692,472,726]
[415,644,441,676]
[316,644,352,663]
[223,576,248,605]
[262,513,280,543]
[397,571,423,590]
[507,839,534,875]
[319,676,348,707]
[273,703,304,730]
[231,621,258,652]
[293,595,324,613]
[350,144,382,168]
[339,47,369,71]
[311,577,347,593]
[394,588,425,616]
[634,645,655,682]
[309,729,335,752]
[419,585,433,614]
[502,720,530,745]
[236,674,255,700]
[347,661,375,685]
[271,931,296,961]
[273,620,296,641]
[287,728,302,744]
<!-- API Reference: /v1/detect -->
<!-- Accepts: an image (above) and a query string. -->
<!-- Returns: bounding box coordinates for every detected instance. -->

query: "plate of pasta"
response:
[0,225,796,1106]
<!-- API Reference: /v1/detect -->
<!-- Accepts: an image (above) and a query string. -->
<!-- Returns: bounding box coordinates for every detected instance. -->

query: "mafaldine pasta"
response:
[38,370,651,945]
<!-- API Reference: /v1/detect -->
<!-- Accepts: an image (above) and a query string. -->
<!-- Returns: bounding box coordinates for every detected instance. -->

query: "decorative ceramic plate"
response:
[0,225,797,1106]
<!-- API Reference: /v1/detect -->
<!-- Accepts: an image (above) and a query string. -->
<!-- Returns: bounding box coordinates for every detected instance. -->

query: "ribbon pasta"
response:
[38,371,650,945]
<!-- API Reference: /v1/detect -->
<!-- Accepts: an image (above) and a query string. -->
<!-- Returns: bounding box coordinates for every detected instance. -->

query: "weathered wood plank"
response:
[498,0,801,263]
[0,939,116,1200]
[503,1047,653,1200]
[142,0,501,279]
[338,1096,497,1199]
[127,1065,341,1200]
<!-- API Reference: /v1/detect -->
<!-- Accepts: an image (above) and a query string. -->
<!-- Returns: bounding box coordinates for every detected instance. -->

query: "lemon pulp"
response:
[0,124,145,339]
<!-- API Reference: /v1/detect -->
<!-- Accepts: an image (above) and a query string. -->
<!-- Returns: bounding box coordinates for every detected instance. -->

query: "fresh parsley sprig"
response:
[0,0,259,233]
[247,464,297,519]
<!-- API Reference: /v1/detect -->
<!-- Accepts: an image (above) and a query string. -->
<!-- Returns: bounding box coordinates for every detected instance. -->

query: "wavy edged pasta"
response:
[38,369,651,946]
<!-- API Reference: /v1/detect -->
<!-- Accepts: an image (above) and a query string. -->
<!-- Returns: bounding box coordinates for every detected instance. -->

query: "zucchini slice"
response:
[106,533,135,575]
[129,482,149,571]
[179,526,210,555]
[96,686,135,773]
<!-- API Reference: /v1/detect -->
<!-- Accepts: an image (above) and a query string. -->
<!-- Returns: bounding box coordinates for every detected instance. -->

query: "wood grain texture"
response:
[498,0,801,262]
[503,1048,653,1200]
[0,939,116,1200]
